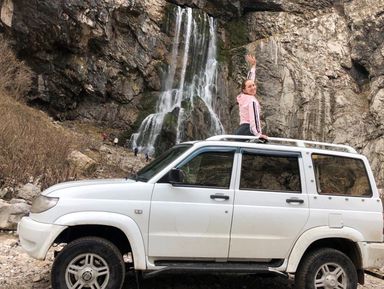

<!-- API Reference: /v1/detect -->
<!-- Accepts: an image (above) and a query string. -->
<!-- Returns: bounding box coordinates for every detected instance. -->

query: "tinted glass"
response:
[177,151,234,188]
[312,154,372,197]
[134,144,192,182]
[240,153,301,192]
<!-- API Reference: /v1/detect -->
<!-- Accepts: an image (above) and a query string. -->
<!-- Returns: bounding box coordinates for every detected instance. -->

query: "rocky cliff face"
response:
[222,0,384,187]
[176,0,384,186]
[0,0,168,132]
[1,0,384,186]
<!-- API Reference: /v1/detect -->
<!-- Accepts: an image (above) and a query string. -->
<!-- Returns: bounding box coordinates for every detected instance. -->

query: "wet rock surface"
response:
[1,233,383,289]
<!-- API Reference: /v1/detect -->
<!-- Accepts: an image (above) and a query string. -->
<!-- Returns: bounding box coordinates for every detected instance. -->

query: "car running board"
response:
[144,260,285,278]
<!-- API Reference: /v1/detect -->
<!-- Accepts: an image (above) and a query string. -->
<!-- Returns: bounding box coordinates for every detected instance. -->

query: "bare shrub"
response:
[0,38,86,190]
[0,37,32,100]
[0,95,85,189]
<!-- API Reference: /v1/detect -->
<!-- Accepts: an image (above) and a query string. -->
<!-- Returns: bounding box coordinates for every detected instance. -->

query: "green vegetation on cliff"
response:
[217,18,248,64]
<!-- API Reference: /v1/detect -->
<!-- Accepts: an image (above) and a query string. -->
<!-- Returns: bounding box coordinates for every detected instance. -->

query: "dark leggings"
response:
[234,123,253,136]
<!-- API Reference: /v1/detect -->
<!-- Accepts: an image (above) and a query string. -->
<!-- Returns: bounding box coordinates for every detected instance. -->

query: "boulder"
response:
[67,150,97,175]
[0,187,12,199]
[0,199,30,230]
[15,183,41,203]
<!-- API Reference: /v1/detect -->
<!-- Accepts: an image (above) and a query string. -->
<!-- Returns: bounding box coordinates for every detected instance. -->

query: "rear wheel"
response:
[51,237,125,289]
[295,248,358,289]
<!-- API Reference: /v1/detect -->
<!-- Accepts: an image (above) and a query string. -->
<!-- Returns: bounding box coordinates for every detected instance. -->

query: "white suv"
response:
[18,135,384,289]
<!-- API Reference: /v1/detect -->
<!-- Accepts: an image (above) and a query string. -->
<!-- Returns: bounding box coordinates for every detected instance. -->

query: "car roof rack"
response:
[206,135,357,154]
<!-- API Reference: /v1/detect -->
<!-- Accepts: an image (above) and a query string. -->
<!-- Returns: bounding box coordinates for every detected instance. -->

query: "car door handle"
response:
[210,194,230,200]
[286,198,304,204]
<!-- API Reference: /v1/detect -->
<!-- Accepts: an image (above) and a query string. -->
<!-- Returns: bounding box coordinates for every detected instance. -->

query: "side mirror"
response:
[168,168,184,185]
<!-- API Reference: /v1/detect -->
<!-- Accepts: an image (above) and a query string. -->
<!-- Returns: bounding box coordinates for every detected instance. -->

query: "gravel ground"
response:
[1,232,383,289]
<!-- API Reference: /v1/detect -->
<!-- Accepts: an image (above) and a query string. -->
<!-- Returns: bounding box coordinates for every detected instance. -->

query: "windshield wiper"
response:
[126,172,148,182]
[127,172,138,181]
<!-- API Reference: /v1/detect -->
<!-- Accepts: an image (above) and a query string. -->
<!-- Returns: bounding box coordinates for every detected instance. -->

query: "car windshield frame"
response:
[132,144,193,182]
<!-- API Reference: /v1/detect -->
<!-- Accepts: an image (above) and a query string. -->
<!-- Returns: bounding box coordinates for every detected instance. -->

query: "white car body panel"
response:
[359,242,384,269]
[55,212,147,269]
[18,217,67,260]
[229,152,309,259]
[25,179,154,263]
[148,183,234,259]
[286,226,366,272]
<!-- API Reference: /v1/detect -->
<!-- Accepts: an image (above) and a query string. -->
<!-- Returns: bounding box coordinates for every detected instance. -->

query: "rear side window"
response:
[312,154,372,197]
[240,152,301,193]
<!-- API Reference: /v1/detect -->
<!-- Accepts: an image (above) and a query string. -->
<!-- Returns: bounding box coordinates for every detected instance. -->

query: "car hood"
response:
[42,178,136,196]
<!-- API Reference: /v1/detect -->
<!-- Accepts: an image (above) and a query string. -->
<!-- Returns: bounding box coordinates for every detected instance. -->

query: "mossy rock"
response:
[223,18,248,48]
[161,3,180,34]
[217,37,231,64]
[181,99,192,111]
[162,108,179,131]
[154,108,179,156]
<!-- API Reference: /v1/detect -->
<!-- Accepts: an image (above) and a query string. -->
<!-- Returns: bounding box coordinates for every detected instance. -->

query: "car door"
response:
[229,148,310,260]
[148,147,237,259]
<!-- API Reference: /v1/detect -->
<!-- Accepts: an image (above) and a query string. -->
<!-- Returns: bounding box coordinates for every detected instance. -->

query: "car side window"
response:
[240,151,301,193]
[312,154,372,197]
[177,150,234,188]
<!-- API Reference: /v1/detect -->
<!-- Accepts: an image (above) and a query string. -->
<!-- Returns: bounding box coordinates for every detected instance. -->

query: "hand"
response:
[246,54,256,67]
[259,134,268,142]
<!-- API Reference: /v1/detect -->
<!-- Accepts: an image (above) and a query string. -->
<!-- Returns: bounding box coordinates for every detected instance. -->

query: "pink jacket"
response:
[237,93,262,137]
[237,66,262,137]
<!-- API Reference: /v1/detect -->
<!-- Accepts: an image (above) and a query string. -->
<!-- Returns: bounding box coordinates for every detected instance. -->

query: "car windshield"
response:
[132,144,192,182]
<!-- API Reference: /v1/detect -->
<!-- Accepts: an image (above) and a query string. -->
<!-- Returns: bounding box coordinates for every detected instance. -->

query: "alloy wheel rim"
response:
[65,253,110,289]
[314,262,347,289]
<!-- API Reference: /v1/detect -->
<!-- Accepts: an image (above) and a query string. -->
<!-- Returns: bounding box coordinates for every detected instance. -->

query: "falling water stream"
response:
[131,7,224,155]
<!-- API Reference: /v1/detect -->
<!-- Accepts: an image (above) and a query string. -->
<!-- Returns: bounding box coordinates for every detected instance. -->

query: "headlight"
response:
[31,195,59,213]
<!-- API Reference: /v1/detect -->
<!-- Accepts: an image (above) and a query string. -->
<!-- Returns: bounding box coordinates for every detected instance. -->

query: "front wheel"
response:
[51,237,125,289]
[295,248,358,289]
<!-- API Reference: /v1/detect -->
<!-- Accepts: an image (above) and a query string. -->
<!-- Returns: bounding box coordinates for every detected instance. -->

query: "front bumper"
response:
[17,216,67,260]
[359,241,384,269]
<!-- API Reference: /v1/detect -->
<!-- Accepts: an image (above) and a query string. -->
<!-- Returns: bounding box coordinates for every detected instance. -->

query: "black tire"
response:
[51,237,125,289]
[295,248,358,289]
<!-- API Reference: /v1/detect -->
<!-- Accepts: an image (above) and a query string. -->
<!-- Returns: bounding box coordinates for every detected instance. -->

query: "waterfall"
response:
[131,7,224,155]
